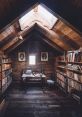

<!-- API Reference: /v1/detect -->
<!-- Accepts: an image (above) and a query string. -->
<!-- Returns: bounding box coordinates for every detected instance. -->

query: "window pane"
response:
[19,4,58,30]
[29,55,36,65]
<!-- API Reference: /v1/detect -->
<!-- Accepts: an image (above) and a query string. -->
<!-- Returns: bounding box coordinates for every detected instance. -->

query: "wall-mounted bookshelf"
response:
[0,55,12,94]
[56,49,82,103]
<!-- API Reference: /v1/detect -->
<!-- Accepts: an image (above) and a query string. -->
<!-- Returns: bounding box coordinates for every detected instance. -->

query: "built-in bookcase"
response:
[56,49,82,103]
[0,55,12,94]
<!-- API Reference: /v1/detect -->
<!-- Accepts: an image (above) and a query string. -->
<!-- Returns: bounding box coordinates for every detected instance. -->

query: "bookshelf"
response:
[56,49,82,103]
[0,55,12,94]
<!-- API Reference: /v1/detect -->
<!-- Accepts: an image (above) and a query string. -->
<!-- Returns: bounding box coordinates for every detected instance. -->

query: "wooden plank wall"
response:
[9,37,56,82]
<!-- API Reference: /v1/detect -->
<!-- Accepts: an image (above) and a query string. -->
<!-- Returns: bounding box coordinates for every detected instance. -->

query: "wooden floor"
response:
[1,83,81,117]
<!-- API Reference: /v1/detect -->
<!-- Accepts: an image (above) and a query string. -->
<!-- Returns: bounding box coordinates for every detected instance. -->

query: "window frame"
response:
[29,54,36,65]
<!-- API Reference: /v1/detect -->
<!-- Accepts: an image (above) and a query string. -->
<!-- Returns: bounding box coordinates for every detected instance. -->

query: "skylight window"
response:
[19,4,58,30]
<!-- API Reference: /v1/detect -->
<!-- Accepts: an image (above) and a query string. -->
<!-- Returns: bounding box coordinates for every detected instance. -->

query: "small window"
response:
[29,55,36,65]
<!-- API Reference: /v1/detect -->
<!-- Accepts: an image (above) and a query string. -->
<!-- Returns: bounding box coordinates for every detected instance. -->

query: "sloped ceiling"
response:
[9,30,64,56]
[0,0,82,33]
[0,1,82,54]
[0,21,81,54]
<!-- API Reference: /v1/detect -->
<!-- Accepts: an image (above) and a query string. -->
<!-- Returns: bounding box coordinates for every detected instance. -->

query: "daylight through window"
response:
[19,4,58,30]
[29,55,36,65]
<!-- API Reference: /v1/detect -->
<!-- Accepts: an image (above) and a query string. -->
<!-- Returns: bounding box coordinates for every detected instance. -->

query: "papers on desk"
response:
[22,73,46,78]
[22,73,34,78]
[34,73,46,77]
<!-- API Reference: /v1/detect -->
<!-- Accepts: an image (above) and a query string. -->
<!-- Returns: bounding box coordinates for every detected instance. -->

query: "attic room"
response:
[0,0,82,117]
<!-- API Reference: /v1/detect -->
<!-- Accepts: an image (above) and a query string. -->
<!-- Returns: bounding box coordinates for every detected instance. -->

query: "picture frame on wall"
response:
[18,52,26,61]
[41,52,48,61]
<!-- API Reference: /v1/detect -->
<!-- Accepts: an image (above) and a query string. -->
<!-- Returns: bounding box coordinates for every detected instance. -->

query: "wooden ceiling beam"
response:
[35,25,74,50]
[4,26,35,53]
[4,34,32,54]
[41,37,64,54]
[1,37,19,51]
[1,25,34,51]
[0,34,15,48]
[54,28,80,50]
[2,22,81,53]
[54,20,82,47]
[35,31,64,54]
[0,0,82,32]
[4,40,23,54]
[4,27,64,54]
[6,32,64,55]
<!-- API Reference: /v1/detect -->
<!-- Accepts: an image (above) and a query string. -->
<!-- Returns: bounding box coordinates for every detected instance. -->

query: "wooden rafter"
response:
[4,26,64,53]
[1,37,19,51]
[1,25,34,51]
[35,30,64,54]
[4,34,32,54]
[54,29,80,49]
[35,24,76,50]
[1,18,82,53]
[54,21,82,47]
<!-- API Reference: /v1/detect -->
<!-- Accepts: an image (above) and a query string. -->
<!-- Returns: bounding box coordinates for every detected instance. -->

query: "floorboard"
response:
[1,83,81,117]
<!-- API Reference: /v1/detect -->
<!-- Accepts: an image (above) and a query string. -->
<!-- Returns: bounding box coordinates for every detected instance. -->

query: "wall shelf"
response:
[56,50,82,103]
[0,56,12,95]
[68,62,82,65]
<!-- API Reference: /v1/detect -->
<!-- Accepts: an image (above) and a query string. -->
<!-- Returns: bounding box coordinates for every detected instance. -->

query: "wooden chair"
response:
[46,73,55,88]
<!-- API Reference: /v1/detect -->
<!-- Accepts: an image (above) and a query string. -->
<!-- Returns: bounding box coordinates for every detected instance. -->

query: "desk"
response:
[21,73,46,83]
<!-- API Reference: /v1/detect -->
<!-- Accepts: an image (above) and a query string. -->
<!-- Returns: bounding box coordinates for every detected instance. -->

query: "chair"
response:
[46,73,55,88]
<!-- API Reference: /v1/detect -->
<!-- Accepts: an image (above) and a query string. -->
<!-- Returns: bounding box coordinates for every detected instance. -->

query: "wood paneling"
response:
[0,25,15,41]
[9,37,56,81]
[36,25,74,50]
[1,37,19,51]
[3,84,79,117]
[0,20,82,53]
[0,4,82,53]
[0,0,82,32]
[35,31,64,54]
[1,25,34,52]
[54,21,82,46]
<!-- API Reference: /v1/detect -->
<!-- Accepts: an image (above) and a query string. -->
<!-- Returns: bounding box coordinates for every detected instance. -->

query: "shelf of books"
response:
[0,55,12,94]
[56,49,82,103]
